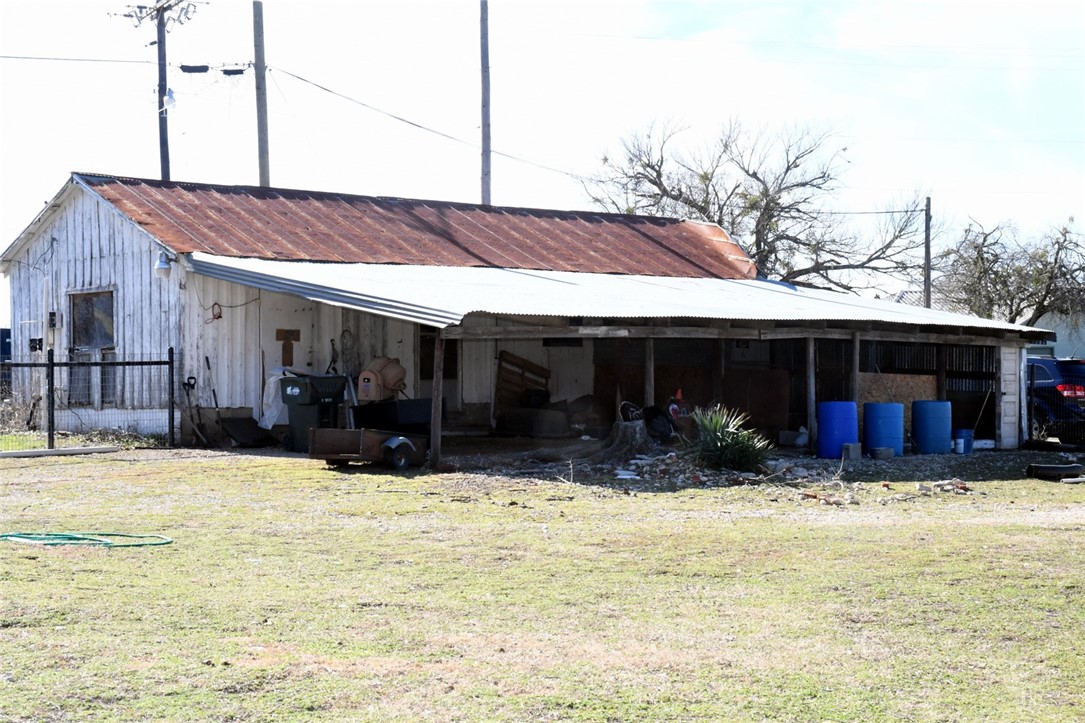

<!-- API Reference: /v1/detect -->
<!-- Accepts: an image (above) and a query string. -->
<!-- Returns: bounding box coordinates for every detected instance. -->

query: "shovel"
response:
[182,376,209,445]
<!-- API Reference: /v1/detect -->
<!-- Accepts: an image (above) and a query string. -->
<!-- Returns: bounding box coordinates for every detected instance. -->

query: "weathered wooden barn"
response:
[0,173,1054,459]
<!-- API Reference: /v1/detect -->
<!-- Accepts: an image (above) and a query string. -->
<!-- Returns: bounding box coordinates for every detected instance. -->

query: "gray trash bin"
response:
[280,375,347,452]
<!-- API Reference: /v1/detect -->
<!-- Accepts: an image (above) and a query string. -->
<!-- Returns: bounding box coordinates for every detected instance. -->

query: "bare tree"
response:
[586,122,927,292]
[935,220,1084,326]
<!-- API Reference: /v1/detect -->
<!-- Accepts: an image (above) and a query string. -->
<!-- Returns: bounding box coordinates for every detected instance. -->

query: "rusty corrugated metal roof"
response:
[76,173,756,280]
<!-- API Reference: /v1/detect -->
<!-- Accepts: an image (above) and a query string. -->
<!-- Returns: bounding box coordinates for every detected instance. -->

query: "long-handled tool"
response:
[205,356,224,435]
[182,376,209,445]
[25,393,42,430]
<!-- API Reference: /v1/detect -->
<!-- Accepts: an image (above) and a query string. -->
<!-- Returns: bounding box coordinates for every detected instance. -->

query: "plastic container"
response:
[953,428,974,454]
[912,400,952,454]
[817,401,858,459]
[279,375,348,453]
[863,402,904,457]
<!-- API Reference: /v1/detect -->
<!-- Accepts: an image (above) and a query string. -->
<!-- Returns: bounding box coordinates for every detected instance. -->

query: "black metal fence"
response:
[0,348,175,453]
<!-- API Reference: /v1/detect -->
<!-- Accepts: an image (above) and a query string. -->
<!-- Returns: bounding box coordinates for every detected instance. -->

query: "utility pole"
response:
[923,196,932,308]
[121,1,198,182]
[480,0,491,205]
[253,1,270,186]
[156,7,170,181]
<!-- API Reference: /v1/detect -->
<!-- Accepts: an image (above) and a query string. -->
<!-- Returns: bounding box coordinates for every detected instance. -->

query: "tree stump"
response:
[588,420,654,465]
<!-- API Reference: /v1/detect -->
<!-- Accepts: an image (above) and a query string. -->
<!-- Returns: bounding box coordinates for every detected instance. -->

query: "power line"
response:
[0,53,151,65]
[270,66,588,182]
[0,59,970,221]
[823,209,919,216]
[0,54,248,73]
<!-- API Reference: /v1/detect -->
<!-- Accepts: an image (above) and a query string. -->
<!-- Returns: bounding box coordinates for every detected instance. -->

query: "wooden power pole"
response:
[480,0,491,205]
[253,1,270,186]
[923,196,932,308]
[121,1,198,182]
[155,7,171,181]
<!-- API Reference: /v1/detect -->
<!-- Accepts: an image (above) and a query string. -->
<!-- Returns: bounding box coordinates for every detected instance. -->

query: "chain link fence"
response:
[0,348,175,454]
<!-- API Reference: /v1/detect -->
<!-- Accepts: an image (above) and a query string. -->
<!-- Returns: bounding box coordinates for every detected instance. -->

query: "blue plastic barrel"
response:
[863,402,904,457]
[912,400,952,454]
[953,428,974,454]
[817,401,858,459]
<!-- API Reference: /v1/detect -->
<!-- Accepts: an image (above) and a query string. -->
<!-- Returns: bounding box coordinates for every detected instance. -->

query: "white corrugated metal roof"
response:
[186,253,1051,338]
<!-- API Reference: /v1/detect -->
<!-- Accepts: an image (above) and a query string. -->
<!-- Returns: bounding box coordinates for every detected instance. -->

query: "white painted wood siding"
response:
[180,272,263,410]
[460,316,496,406]
[999,344,1022,449]
[5,187,182,408]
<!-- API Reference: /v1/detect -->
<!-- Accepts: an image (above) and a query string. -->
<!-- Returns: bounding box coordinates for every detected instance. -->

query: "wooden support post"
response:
[851,331,861,402]
[644,338,655,408]
[936,345,947,400]
[429,331,445,468]
[807,337,817,447]
[717,338,727,402]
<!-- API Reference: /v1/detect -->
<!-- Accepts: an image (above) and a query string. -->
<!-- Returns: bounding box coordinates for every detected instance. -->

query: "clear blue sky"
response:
[2,0,1083,324]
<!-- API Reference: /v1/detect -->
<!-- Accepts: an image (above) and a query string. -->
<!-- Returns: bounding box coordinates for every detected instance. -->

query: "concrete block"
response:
[778,430,802,446]
[842,442,862,460]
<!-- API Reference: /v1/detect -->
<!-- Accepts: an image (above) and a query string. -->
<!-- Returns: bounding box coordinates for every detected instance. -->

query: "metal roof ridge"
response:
[71,172,710,225]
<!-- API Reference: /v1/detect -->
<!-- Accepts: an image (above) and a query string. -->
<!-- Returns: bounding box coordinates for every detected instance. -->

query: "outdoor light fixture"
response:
[154,250,173,279]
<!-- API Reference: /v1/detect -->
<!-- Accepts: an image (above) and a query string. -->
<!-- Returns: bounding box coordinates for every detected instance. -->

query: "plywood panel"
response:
[546,342,594,403]
[857,372,937,432]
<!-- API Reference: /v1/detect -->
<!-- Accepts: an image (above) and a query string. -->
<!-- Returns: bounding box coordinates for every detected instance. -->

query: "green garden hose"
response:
[0,532,172,547]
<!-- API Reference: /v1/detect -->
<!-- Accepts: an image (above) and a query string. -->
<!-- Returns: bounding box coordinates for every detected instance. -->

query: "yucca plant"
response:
[690,404,773,472]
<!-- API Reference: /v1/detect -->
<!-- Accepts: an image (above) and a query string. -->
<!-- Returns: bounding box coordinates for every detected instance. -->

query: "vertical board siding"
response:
[547,342,595,403]
[384,318,417,397]
[460,316,496,405]
[338,308,386,377]
[314,303,343,375]
[7,188,183,409]
[999,345,1022,449]
[183,274,263,410]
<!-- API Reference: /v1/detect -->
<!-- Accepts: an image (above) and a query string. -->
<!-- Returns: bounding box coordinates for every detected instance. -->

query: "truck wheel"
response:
[388,445,411,471]
[1031,412,1050,441]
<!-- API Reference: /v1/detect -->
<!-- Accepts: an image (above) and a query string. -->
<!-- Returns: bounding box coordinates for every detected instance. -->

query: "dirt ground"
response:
[434,434,1085,488]
[5,434,1082,502]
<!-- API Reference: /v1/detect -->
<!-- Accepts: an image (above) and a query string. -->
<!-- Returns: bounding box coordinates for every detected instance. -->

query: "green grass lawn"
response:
[1,449,1083,721]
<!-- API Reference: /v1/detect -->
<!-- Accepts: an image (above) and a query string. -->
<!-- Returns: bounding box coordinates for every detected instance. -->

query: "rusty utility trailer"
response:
[308,427,428,470]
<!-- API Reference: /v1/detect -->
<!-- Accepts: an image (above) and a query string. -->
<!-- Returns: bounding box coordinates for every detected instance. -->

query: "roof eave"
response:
[0,174,83,267]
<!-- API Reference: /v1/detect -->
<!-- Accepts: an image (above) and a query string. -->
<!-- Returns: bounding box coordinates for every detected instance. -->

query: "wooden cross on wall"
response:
[275,328,301,367]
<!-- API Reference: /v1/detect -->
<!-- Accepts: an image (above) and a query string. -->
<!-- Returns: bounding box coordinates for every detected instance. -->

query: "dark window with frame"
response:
[69,291,116,406]
[71,291,115,349]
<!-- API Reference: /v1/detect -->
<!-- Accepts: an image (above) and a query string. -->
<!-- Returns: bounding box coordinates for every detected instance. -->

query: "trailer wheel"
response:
[388,444,412,471]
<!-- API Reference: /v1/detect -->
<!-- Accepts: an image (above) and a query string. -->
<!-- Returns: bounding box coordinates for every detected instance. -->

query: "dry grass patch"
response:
[0,448,1083,721]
